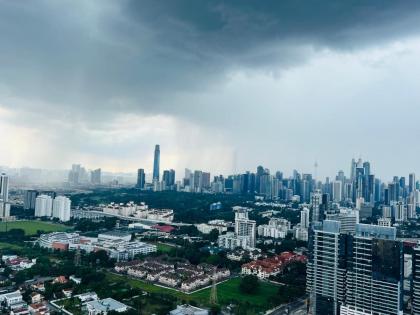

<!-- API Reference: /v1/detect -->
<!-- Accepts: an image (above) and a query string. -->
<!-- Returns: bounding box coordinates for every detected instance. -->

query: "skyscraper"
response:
[0,173,10,218]
[0,173,9,203]
[90,168,101,185]
[136,169,145,189]
[153,145,160,182]
[307,221,403,315]
[24,190,39,210]
[52,196,71,222]
[35,195,53,217]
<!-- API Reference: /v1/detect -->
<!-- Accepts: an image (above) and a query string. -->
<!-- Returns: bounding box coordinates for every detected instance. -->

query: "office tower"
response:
[394,201,407,222]
[350,158,357,181]
[152,144,160,181]
[259,173,272,199]
[35,195,53,217]
[0,173,9,202]
[410,173,416,194]
[308,222,402,315]
[193,170,203,191]
[413,245,420,315]
[234,207,256,248]
[202,172,211,189]
[311,191,322,222]
[162,169,175,189]
[300,207,310,229]
[342,224,402,315]
[24,190,39,210]
[0,173,10,218]
[325,208,359,234]
[307,220,347,315]
[136,169,145,189]
[90,168,101,185]
[382,205,392,218]
[256,165,265,193]
[52,196,71,222]
[332,181,342,202]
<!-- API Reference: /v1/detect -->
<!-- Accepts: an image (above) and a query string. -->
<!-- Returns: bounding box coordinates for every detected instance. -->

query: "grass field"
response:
[0,220,71,235]
[0,242,24,250]
[106,273,280,313]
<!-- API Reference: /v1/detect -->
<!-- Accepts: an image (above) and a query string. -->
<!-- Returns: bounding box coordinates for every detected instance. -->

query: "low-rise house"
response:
[180,275,210,292]
[158,273,180,287]
[241,251,307,279]
[10,307,30,315]
[76,292,98,304]
[28,302,50,315]
[114,260,142,273]
[53,276,67,284]
[62,288,73,298]
[69,275,82,284]
[127,266,147,278]
[31,282,45,292]
[30,292,43,304]
[85,298,128,315]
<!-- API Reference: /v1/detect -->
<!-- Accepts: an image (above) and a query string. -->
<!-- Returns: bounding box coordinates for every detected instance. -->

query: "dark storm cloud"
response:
[0,0,420,118]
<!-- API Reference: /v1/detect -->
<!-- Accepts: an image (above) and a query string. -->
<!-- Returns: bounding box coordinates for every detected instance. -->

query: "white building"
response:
[234,207,256,248]
[394,201,407,222]
[196,220,228,234]
[52,196,71,222]
[326,208,359,234]
[85,298,128,315]
[170,304,209,315]
[378,217,392,227]
[35,195,53,217]
[258,218,290,239]
[300,207,310,229]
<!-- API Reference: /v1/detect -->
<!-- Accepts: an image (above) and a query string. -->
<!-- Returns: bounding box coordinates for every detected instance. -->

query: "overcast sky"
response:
[1,0,420,180]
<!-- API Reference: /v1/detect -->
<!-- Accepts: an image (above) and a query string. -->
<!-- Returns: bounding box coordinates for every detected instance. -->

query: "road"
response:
[267,297,308,315]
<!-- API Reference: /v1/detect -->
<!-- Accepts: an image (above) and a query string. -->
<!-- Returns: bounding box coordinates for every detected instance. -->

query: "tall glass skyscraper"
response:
[153,145,160,181]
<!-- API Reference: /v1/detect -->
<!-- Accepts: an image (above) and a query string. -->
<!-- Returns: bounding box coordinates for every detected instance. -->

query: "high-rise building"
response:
[136,169,145,189]
[35,195,53,217]
[52,196,71,222]
[233,207,256,248]
[307,221,402,315]
[152,145,160,182]
[0,173,9,202]
[410,173,416,194]
[307,220,346,315]
[300,207,310,229]
[413,245,420,315]
[0,173,10,218]
[91,168,101,185]
[311,191,322,222]
[24,190,39,210]
[342,224,402,315]
[332,181,342,202]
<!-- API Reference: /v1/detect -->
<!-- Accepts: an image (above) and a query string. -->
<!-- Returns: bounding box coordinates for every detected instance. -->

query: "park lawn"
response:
[191,277,279,308]
[0,242,24,250]
[154,242,176,253]
[106,273,280,312]
[0,220,71,235]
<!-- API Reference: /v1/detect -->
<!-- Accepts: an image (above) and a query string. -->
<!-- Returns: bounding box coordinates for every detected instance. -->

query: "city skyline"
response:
[1,2,420,178]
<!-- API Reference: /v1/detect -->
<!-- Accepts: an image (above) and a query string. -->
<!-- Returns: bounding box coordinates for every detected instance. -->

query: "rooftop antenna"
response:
[314,160,318,181]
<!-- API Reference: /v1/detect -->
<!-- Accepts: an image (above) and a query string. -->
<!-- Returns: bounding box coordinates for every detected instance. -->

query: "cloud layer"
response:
[1,0,420,179]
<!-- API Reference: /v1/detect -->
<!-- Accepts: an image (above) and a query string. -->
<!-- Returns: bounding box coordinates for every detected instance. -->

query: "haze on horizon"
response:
[1,0,420,180]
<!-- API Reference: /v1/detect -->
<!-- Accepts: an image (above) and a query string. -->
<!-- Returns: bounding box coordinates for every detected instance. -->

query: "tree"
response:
[239,275,260,294]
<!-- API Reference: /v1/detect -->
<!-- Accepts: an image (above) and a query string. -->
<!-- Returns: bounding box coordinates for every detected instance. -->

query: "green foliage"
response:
[239,275,260,295]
